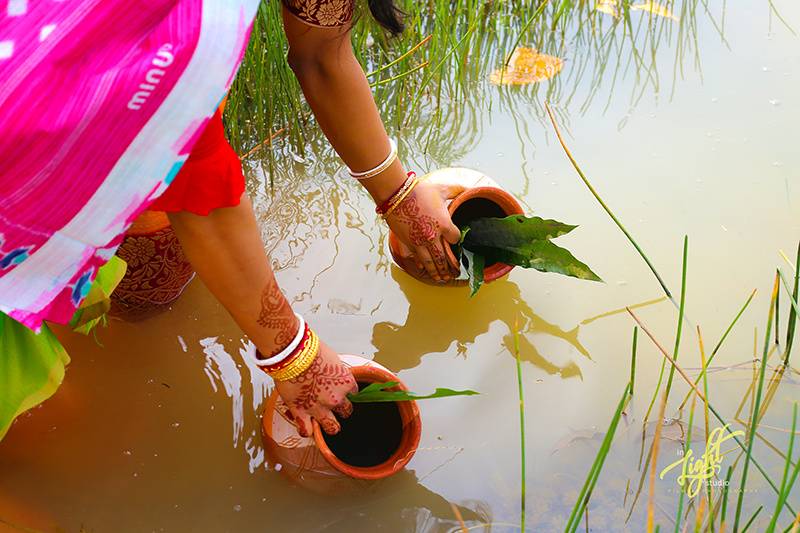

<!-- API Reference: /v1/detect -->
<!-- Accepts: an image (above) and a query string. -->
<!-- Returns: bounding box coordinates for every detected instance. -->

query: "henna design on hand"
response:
[393,194,440,247]
[333,400,353,419]
[319,417,341,435]
[256,282,298,356]
[288,356,354,412]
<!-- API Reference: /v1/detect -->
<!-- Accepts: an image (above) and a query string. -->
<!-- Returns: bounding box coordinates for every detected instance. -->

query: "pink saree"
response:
[0,0,259,331]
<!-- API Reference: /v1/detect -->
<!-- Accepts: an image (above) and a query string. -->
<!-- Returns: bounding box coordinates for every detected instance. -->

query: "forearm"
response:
[283,12,406,204]
[168,196,299,357]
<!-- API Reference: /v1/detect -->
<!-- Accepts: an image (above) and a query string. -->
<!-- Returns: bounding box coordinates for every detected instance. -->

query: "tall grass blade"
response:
[678,289,757,411]
[733,273,780,532]
[741,506,763,533]
[564,382,632,533]
[544,102,675,302]
[767,403,798,533]
[513,318,526,533]
[784,241,800,364]
[647,388,670,532]
[627,307,795,517]
[631,326,638,397]
[674,392,699,533]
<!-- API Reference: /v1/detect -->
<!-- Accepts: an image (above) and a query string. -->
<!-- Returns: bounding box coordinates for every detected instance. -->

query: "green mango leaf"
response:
[462,215,577,251]
[485,240,602,281]
[458,215,602,283]
[462,248,485,297]
[0,313,70,440]
[348,381,479,403]
[69,256,127,335]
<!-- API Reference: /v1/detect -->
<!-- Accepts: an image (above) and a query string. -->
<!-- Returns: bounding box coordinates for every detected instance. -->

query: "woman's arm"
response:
[168,196,356,437]
[281,7,461,282]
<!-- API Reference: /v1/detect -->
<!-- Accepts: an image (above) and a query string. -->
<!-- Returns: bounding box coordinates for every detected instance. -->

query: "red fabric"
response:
[150,109,245,215]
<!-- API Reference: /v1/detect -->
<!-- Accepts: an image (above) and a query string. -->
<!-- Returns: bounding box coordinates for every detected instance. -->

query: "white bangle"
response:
[255,313,305,367]
[347,139,397,180]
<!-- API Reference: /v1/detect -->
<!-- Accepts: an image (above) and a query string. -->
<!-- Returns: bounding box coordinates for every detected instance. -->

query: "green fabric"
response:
[69,255,127,335]
[0,314,70,440]
[0,256,127,439]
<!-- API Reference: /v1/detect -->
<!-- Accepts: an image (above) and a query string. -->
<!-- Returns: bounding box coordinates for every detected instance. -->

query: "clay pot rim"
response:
[443,186,525,275]
[312,365,422,481]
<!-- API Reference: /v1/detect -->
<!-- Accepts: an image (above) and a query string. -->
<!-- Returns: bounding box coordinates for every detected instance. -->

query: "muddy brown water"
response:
[2,3,800,532]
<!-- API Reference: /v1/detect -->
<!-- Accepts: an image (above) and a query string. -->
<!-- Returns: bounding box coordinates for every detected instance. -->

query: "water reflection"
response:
[372,267,590,378]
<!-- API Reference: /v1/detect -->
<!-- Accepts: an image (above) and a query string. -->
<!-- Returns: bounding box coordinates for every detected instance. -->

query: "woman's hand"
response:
[384,180,466,282]
[274,342,358,437]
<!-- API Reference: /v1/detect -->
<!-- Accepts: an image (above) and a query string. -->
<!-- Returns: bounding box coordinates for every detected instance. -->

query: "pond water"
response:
[2,2,800,532]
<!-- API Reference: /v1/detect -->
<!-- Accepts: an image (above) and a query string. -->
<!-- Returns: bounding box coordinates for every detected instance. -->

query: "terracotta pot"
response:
[110,210,195,320]
[261,355,421,493]
[388,167,524,286]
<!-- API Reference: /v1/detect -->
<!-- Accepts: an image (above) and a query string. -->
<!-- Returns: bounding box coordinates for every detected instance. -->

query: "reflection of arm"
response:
[280,5,407,206]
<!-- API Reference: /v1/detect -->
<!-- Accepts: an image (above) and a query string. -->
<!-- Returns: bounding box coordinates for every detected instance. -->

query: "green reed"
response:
[564,381,632,533]
[226,0,706,174]
[513,319,526,532]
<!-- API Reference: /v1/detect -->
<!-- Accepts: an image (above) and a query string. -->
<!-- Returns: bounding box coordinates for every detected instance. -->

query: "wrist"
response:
[256,311,302,360]
[358,160,408,205]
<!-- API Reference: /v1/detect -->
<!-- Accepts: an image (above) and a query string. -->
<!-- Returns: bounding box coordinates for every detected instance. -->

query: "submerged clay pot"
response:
[261,355,421,493]
[110,210,195,320]
[388,167,524,286]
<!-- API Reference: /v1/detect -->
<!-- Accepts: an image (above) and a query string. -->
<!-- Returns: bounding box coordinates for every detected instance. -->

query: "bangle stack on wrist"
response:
[376,171,419,219]
[255,313,320,381]
[347,139,398,180]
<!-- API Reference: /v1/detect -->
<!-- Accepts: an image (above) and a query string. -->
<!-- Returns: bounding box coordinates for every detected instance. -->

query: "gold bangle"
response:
[382,176,420,219]
[269,330,320,382]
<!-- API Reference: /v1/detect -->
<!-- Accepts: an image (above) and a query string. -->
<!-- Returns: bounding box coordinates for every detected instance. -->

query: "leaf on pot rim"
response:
[462,248,485,297]
[348,381,479,403]
[462,215,577,250]
[477,240,602,282]
[457,215,602,284]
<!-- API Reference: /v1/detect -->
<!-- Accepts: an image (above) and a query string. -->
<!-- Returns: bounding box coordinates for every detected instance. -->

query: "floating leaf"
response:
[348,381,479,403]
[1,313,70,440]
[490,47,564,86]
[596,0,618,17]
[630,1,678,20]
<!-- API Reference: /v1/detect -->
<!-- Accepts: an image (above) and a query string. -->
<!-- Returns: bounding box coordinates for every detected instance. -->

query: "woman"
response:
[0,0,460,438]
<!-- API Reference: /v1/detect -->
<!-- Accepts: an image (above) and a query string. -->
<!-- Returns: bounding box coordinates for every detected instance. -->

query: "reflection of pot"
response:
[261,355,421,493]
[388,167,524,286]
[110,210,195,320]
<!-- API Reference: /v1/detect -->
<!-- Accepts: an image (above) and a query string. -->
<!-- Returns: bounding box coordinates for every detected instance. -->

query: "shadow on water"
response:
[371,266,590,378]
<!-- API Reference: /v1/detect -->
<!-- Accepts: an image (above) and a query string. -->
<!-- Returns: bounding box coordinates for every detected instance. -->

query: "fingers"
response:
[332,396,353,419]
[398,240,425,273]
[442,220,462,244]
[438,183,467,200]
[415,246,442,282]
[295,412,313,438]
[316,410,342,436]
[426,241,452,280]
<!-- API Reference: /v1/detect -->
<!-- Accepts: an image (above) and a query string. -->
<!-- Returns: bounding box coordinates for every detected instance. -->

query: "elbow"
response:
[286,45,349,83]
